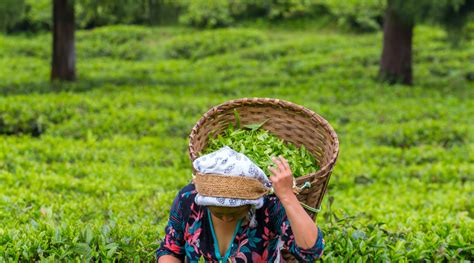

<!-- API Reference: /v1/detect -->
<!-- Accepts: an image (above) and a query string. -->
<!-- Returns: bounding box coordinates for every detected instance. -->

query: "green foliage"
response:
[0,24,473,260]
[164,28,266,59]
[389,0,474,44]
[266,0,313,19]
[179,0,233,28]
[19,0,51,32]
[76,0,154,28]
[372,120,468,148]
[390,0,470,24]
[0,0,25,32]
[0,0,384,32]
[203,122,319,177]
[76,25,155,60]
[317,0,385,32]
[178,0,385,31]
[2,0,473,34]
[2,0,183,33]
[234,0,317,20]
[179,0,323,28]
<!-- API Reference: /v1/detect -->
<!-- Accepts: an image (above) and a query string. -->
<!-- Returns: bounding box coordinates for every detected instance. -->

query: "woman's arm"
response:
[277,190,319,248]
[268,156,318,249]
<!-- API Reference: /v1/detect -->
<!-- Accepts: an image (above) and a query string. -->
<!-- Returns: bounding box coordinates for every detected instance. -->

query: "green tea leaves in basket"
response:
[202,122,320,178]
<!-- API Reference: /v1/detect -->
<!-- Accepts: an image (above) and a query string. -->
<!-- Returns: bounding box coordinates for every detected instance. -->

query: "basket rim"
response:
[188,97,340,177]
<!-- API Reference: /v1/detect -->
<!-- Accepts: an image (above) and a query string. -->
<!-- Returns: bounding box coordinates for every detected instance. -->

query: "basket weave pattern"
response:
[188,98,339,262]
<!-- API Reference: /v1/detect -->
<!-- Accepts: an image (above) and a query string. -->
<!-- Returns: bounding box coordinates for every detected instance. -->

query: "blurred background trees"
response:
[379,0,474,85]
[1,0,473,84]
[2,0,473,34]
[0,0,26,32]
[1,0,183,33]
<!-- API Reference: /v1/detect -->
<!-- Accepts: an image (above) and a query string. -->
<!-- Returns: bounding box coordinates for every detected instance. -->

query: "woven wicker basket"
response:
[188,98,339,262]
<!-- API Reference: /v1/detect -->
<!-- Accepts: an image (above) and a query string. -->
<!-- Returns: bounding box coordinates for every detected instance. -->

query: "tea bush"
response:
[164,28,266,60]
[0,23,473,261]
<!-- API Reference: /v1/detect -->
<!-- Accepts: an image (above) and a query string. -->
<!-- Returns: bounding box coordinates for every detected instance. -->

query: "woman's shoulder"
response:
[169,182,200,218]
[176,182,198,202]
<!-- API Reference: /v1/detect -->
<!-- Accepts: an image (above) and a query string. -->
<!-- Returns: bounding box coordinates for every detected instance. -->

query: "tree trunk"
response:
[379,6,413,85]
[51,0,76,81]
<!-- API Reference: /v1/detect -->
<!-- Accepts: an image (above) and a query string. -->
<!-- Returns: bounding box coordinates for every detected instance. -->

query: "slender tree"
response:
[51,0,76,81]
[379,0,474,85]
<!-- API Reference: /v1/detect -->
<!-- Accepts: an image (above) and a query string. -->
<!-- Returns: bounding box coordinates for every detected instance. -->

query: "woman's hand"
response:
[268,156,295,200]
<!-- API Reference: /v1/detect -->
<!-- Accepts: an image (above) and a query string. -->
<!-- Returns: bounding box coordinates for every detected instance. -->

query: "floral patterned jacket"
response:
[156,183,324,262]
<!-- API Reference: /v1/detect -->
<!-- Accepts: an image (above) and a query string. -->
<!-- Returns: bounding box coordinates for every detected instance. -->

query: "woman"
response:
[156,146,324,262]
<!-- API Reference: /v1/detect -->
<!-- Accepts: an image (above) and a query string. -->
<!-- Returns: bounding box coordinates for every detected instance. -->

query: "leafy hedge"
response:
[1,0,386,32]
[164,28,266,60]
[0,24,473,261]
[179,0,385,31]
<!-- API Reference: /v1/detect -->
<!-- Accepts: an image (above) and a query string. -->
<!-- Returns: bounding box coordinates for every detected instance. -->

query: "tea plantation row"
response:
[0,24,472,261]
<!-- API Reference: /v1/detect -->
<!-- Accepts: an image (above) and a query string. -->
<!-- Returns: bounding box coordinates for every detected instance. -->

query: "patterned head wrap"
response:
[193,146,271,227]
[193,146,271,208]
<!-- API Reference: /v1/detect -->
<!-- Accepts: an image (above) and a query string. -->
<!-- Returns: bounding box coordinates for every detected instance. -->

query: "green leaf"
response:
[74,243,92,257]
[243,119,269,131]
[106,243,119,258]
[85,227,93,244]
[234,109,240,129]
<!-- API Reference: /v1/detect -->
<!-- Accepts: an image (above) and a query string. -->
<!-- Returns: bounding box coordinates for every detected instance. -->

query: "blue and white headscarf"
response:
[193,146,271,227]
